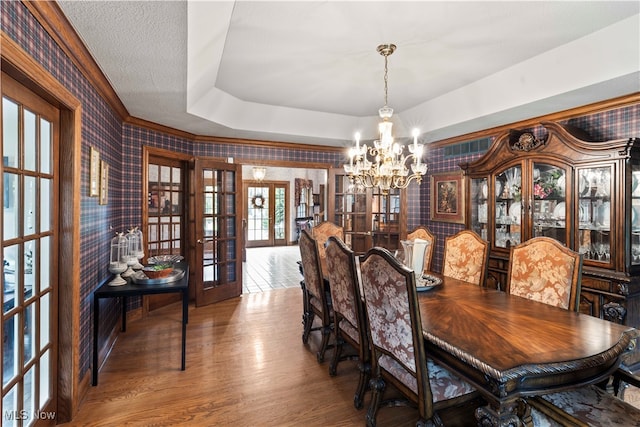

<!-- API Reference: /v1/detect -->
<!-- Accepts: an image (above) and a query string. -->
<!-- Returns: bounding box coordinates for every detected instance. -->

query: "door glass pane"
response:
[23,109,36,171]
[40,292,50,349]
[247,186,269,242]
[275,187,285,240]
[40,118,51,174]
[3,314,19,386]
[4,244,19,312]
[24,302,35,363]
[2,98,19,168]
[3,384,17,425]
[24,176,36,236]
[40,178,51,232]
[24,240,35,295]
[24,364,35,423]
[41,236,50,292]
[40,350,51,407]
[4,172,19,240]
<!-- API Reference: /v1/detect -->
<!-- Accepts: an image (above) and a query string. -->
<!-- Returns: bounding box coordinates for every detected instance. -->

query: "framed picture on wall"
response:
[99,160,109,205]
[89,147,100,197]
[430,171,465,224]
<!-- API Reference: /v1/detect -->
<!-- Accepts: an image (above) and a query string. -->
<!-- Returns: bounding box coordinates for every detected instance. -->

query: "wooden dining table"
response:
[417,273,637,426]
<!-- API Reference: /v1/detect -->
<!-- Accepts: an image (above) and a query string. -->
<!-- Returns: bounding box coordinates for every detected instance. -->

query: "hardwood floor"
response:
[61,287,481,426]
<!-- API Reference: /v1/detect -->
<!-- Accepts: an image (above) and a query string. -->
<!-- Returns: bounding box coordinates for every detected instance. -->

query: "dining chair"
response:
[298,229,333,362]
[406,226,436,272]
[506,236,582,311]
[442,230,489,286]
[325,236,370,409]
[360,247,478,426]
[311,221,344,273]
[528,383,640,426]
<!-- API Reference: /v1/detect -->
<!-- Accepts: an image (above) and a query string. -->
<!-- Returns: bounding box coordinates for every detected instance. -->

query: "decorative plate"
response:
[509,202,521,224]
[633,173,639,196]
[148,255,184,264]
[553,202,566,220]
[481,182,488,198]
[416,274,443,291]
[633,206,639,228]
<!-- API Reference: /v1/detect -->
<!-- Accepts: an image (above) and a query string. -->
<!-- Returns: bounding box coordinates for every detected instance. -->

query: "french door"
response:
[194,159,242,306]
[2,73,58,426]
[244,182,288,248]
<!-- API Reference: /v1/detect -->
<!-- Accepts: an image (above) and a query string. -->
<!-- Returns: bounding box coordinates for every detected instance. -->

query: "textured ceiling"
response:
[58,1,640,147]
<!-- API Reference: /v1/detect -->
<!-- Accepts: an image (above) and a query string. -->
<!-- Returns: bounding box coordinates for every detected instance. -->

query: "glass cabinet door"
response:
[494,165,522,248]
[469,177,489,241]
[532,163,567,245]
[631,163,640,266]
[577,165,613,266]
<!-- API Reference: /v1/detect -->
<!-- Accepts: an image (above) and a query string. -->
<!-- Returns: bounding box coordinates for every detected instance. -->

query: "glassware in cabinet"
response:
[494,165,522,248]
[577,165,613,266]
[469,177,489,241]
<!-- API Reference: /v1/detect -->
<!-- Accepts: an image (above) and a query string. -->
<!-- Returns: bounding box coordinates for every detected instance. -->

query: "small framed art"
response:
[99,160,109,205]
[89,147,100,197]
[430,171,465,224]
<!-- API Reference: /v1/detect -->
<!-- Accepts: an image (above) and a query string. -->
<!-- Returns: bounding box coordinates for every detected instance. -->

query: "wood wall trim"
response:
[429,92,640,148]
[22,1,129,119]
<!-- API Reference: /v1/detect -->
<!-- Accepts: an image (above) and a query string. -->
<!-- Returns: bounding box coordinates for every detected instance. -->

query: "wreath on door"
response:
[251,194,265,209]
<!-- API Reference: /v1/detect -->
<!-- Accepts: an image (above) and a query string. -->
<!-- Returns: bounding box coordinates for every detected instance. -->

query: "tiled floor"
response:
[242,245,302,293]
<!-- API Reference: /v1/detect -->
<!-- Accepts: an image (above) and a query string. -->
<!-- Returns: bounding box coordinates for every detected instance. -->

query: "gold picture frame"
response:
[430,171,465,224]
[99,160,109,205]
[89,147,100,197]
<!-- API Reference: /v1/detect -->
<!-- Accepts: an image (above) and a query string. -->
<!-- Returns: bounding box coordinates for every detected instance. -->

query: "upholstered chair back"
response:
[312,221,344,267]
[325,236,370,408]
[360,247,425,393]
[442,230,489,286]
[507,236,582,312]
[407,226,436,272]
[359,247,477,424]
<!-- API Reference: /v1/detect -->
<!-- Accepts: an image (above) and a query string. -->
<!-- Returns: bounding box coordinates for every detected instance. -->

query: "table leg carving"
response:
[475,399,532,427]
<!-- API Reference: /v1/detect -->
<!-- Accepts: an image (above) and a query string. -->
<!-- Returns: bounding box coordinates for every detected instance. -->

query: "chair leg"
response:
[366,376,385,427]
[316,323,331,363]
[354,360,371,409]
[329,334,343,376]
[302,309,314,344]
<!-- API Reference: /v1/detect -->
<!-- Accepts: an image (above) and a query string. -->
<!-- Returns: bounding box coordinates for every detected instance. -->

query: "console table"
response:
[92,261,189,386]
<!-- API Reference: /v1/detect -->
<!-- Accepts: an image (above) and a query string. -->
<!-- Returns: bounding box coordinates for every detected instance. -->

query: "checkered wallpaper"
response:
[4,0,640,378]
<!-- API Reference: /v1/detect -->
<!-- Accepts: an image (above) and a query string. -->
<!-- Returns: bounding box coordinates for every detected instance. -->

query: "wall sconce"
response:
[253,167,267,182]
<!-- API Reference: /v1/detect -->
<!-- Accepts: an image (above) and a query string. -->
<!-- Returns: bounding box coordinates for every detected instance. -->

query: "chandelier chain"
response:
[383,54,389,107]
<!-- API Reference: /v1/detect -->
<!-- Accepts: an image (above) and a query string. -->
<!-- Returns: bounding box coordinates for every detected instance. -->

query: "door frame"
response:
[243,180,290,248]
[2,36,82,422]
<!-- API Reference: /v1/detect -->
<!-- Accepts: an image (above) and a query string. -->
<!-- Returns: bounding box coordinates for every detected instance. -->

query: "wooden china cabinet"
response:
[461,121,640,327]
[327,168,407,255]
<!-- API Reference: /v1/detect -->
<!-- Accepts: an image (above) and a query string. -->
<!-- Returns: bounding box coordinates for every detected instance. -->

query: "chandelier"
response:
[344,44,427,194]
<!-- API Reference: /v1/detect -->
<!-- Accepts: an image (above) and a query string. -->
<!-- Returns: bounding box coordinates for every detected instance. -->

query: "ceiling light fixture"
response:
[344,44,427,194]
[252,166,267,182]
